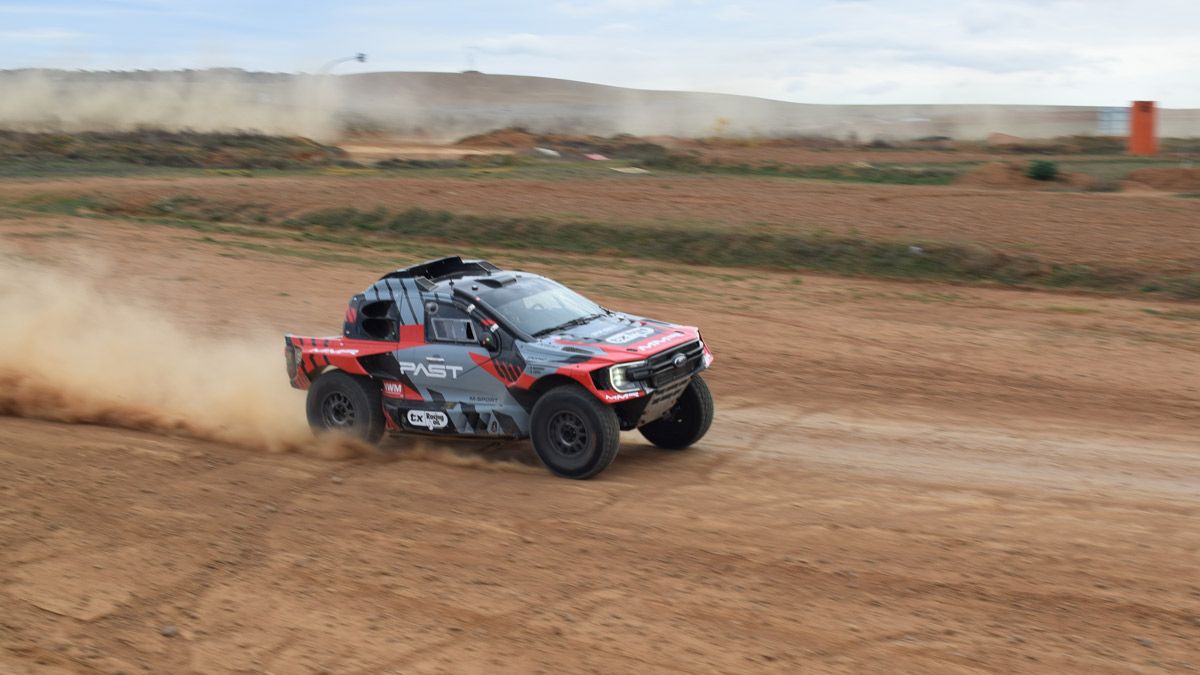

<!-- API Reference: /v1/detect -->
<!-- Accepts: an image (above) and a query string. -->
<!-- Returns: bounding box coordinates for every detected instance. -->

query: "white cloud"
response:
[474,33,566,57]
[0,28,81,42]
[5,0,1200,106]
[0,2,174,15]
[714,3,752,21]
[554,0,673,16]
[595,22,640,34]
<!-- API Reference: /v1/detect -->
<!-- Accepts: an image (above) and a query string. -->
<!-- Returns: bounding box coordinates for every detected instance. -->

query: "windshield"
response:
[478,277,605,337]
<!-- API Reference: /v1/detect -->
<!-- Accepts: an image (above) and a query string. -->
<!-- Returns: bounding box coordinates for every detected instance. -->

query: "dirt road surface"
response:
[1,214,1199,673]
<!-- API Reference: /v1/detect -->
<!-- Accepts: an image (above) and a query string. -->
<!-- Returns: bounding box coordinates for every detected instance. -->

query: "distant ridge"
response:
[3,68,1200,140]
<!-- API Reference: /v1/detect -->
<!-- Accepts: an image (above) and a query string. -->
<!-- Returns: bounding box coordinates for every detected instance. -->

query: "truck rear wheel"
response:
[530,385,620,479]
[638,374,713,450]
[306,370,385,444]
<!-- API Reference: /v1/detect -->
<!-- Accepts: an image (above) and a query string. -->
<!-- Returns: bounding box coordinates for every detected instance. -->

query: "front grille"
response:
[645,340,703,388]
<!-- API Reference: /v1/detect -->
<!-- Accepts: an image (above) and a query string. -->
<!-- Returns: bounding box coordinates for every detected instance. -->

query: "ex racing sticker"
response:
[406,410,449,430]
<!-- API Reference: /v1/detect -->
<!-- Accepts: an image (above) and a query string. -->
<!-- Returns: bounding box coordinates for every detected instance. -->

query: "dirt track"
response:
[2,210,1200,673]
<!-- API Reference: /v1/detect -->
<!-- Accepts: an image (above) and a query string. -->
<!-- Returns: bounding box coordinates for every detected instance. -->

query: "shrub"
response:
[640,152,704,171]
[609,142,669,162]
[1026,160,1059,181]
[1157,276,1200,300]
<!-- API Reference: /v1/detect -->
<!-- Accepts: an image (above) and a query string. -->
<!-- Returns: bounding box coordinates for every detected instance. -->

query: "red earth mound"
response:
[1124,167,1200,192]
[454,128,540,148]
[955,162,1044,189]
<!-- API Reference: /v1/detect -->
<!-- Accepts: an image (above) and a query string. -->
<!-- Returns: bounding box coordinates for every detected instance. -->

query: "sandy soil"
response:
[1,210,1198,673]
[3,173,1198,274]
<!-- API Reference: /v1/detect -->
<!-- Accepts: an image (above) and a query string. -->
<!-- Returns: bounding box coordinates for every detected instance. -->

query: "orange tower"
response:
[1128,101,1157,156]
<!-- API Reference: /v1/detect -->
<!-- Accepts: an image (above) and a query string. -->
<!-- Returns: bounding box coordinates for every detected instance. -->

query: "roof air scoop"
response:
[379,256,501,282]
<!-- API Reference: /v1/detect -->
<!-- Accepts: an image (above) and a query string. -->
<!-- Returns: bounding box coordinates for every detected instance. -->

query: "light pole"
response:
[319,53,366,74]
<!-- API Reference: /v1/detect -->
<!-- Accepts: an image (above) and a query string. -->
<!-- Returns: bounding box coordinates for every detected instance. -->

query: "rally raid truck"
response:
[286,256,714,479]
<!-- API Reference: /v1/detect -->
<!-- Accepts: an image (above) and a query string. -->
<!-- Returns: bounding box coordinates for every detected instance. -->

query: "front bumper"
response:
[610,340,708,428]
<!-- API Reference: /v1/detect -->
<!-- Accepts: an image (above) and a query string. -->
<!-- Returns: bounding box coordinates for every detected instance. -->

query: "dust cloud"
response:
[385,437,541,473]
[0,252,353,456]
[1,68,1136,143]
[0,251,540,470]
[0,69,342,140]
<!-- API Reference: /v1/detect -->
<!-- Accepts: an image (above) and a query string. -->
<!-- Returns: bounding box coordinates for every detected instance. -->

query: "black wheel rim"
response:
[321,392,356,428]
[547,410,589,457]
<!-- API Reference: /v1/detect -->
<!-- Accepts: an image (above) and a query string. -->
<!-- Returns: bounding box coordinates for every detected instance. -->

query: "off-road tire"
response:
[530,385,621,479]
[306,370,385,444]
[638,374,714,450]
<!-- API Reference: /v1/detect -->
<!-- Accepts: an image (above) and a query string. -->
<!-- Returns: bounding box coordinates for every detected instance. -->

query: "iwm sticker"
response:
[382,381,405,398]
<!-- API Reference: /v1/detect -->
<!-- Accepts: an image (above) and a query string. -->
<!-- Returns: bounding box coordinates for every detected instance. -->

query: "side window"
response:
[432,317,475,343]
[426,301,477,344]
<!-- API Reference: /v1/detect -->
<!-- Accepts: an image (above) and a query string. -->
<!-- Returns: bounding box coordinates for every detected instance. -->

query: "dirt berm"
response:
[1125,167,1200,191]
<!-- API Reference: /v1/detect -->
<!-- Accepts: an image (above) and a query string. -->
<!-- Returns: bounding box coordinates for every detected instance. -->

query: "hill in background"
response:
[3,69,1200,141]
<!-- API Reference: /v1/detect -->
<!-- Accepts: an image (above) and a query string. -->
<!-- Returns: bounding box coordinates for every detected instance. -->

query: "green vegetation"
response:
[21,194,1197,301]
[0,130,347,169]
[1139,277,1200,300]
[1161,137,1200,153]
[1141,308,1200,321]
[0,159,204,178]
[0,128,1180,188]
[640,152,967,185]
[288,207,1042,284]
[145,194,275,223]
[985,135,1126,155]
[1025,160,1060,181]
[373,154,517,170]
[1054,158,1179,181]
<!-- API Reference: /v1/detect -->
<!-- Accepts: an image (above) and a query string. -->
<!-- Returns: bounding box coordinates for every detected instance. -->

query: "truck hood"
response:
[536,312,701,363]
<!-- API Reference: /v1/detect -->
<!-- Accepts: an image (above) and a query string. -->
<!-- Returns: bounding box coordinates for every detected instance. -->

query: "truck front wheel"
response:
[638,374,713,450]
[530,385,620,479]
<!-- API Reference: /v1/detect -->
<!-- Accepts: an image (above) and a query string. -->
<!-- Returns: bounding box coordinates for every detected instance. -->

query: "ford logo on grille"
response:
[672,353,687,367]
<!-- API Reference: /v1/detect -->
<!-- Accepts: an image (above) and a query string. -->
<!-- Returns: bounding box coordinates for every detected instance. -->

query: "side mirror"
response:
[479,331,500,351]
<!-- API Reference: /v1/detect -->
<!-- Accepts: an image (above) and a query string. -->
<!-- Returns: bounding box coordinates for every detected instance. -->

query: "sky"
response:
[2,0,1198,106]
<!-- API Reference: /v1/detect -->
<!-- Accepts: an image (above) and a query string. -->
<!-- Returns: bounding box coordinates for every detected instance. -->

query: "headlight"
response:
[608,360,645,392]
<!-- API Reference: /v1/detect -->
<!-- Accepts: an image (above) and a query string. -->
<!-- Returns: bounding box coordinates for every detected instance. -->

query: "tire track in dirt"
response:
[3,213,1200,672]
